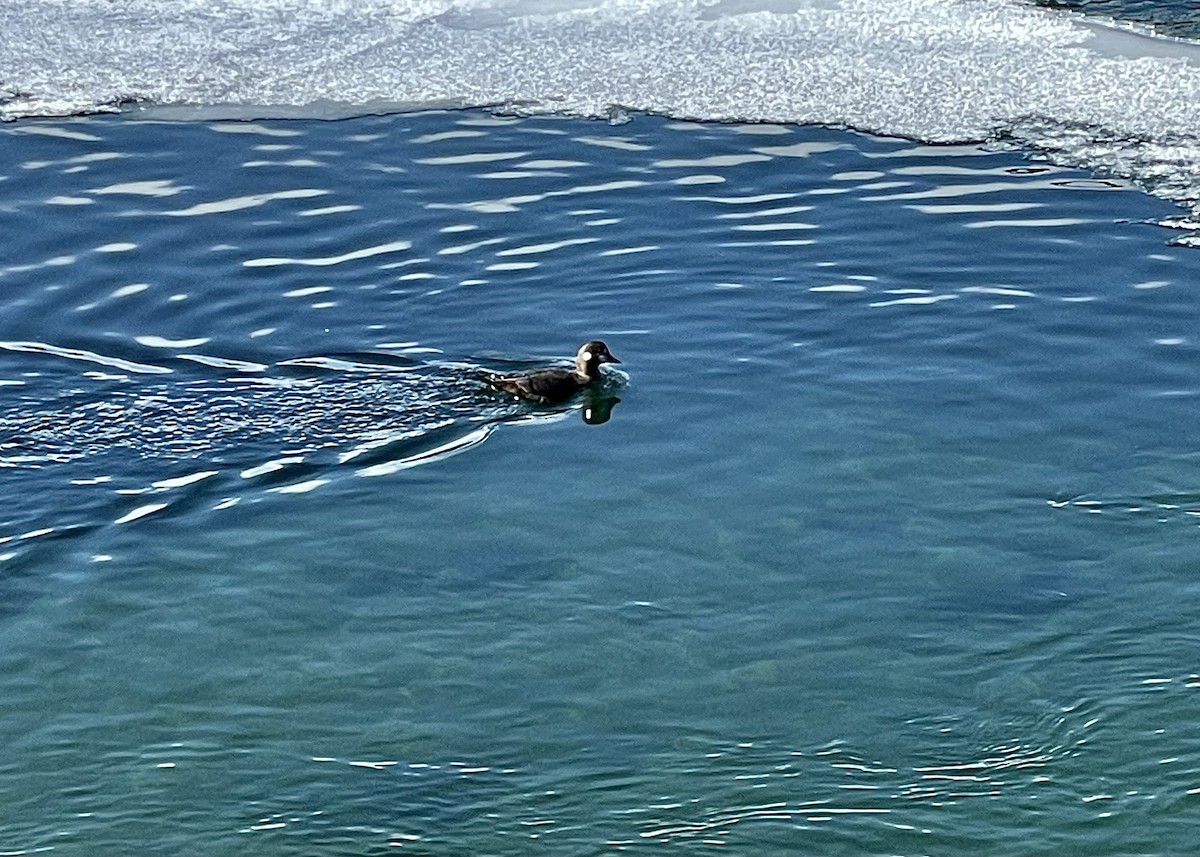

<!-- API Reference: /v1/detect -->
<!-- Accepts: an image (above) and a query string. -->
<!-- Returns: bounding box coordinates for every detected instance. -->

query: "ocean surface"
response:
[4,1,1200,854]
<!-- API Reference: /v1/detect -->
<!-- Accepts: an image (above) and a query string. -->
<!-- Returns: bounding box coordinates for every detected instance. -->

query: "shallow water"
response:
[2,111,1200,854]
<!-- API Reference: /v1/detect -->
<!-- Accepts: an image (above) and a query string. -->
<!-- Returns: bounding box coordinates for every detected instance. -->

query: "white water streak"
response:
[244,240,412,267]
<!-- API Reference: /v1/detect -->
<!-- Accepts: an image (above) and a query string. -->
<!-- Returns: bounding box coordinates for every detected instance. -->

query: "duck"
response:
[484,340,621,404]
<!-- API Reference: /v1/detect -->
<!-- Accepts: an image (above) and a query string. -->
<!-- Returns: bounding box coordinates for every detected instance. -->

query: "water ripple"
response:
[243,239,413,268]
[0,341,171,375]
[164,188,328,217]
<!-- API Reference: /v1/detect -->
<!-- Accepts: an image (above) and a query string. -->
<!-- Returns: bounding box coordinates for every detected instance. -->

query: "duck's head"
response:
[575,340,621,377]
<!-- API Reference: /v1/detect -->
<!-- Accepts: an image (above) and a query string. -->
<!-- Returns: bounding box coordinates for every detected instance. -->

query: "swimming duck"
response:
[484,340,621,404]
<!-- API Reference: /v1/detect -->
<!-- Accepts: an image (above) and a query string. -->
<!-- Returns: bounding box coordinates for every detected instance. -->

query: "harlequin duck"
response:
[484,340,621,404]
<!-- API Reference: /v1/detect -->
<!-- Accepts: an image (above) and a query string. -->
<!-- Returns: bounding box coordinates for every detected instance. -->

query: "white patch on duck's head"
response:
[575,340,620,377]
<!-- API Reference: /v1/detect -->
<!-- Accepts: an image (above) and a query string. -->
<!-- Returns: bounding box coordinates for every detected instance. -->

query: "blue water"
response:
[1029,0,1200,38]
[3,110,1200,854]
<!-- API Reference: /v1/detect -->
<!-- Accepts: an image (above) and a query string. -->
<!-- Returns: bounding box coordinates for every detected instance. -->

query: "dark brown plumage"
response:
[484,340,621,404]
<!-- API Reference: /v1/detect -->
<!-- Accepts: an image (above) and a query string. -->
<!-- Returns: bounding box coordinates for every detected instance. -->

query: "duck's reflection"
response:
[581,394,620,425]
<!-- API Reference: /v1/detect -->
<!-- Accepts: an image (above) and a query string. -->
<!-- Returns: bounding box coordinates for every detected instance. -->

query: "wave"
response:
[0,352,623,560]
[4,0,1200,242]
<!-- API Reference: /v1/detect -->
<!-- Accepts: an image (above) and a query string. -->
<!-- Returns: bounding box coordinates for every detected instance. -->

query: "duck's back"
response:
[488,367,586,404]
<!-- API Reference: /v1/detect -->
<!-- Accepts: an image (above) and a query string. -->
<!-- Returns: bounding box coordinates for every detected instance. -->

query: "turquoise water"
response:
[3,111,1200,854]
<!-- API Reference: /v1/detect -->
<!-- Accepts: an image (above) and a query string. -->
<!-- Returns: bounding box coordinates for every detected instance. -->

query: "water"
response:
[7,0,1200,252]
[3,107,1199,855]
[1029,0,1200,39]
[4,0,1200,853]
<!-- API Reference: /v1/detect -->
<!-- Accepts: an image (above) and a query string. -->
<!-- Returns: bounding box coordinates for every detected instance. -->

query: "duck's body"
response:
[485,340,621,404]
